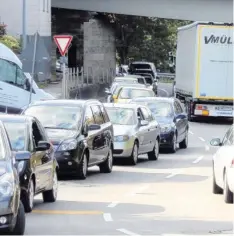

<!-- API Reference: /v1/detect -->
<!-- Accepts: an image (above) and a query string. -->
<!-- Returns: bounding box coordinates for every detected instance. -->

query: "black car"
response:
[130,97,189,153]
[0,120,29,235]
[0,115,59,213]
[22,99,114,179]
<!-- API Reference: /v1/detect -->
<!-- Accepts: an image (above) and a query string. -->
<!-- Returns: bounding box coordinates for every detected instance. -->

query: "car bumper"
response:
[0,200,16,231]
[55,151,79,175]
[159,131,175,147]
[113,138,134,158]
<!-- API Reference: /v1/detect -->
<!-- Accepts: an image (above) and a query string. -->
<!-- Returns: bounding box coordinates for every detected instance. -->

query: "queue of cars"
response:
[0,73,190,234]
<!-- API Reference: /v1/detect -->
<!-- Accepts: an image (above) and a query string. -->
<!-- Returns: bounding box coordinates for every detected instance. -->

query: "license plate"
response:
[215,106,233,111]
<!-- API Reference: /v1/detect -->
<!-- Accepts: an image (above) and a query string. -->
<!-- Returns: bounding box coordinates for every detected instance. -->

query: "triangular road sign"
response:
[53,35,73,56]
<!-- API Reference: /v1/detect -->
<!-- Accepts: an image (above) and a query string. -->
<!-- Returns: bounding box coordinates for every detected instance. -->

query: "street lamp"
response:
[22,0,26,50]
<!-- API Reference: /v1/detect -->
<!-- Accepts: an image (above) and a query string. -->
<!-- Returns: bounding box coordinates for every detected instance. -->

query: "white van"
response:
[0,43,55,113]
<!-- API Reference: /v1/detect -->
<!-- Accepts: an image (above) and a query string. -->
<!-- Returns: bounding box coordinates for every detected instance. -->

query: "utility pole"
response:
[22,0,27,50]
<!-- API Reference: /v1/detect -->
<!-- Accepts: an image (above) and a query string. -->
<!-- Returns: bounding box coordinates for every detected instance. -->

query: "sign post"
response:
[53,35,73,99]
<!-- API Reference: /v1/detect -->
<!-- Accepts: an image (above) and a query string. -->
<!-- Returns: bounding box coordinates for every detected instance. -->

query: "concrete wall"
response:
[52,0,233,22]
[83,19,116,83]
[0,0,51,37]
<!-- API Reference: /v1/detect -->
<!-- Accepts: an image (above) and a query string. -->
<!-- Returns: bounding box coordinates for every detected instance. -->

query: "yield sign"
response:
[53,35,73,56]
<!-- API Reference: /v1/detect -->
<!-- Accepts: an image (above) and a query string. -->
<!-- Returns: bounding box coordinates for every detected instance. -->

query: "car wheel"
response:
[130,142,139,165]
[179,129,188,149]
[99,145,113,173]
[77,152,88,180]
[148,138,159,161]
[11,201,25,235]
[224,171,233,204]
[22,178,34,213]
[42,170,58,202]
[212,165,223,194]
[169,133,177,153]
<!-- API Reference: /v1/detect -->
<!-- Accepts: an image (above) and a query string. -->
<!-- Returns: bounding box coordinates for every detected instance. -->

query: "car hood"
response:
[45,128,78,145]
[154,116,173,125]
[0,162,7,177]
[113,125,135,136]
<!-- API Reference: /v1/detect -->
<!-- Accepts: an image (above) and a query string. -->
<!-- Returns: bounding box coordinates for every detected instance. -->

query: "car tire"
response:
[168,133,177,153]
[179,129,188,149]
[148,138,159,161]
[42,171,58,203]
[130,142,139,165]
[99,145,113,173]
[11,201,25,235]
[22,178,34,213]
[224,171,233,204]
[212,165,223,194]
[77,151,88,180]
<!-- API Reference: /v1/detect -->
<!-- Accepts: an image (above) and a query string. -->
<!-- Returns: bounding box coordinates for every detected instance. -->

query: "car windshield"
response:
[105,108,135,125]
[0,133,5,160]
[4,122,27,151]
[24,105,82,130]
[130,64,151,70]
[137,78,145,84]
[137,101,173,117]
[119,88,155,99]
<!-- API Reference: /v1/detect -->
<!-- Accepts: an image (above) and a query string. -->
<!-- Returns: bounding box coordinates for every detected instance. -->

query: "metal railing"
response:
[61,67,115,99]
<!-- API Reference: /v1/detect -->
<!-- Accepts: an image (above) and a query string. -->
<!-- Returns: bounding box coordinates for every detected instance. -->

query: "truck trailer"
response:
[175,22,233,121]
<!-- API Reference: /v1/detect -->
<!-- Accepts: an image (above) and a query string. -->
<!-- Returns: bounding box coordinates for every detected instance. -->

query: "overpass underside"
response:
[52,0,233,22]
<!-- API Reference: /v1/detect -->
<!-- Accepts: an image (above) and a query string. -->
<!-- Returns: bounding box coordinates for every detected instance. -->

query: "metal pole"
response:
[22,0,27,50]
[29,32,38,104]
[62,57,66,99]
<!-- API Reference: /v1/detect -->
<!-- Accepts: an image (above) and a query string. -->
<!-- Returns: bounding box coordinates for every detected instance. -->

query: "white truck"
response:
[175,22,233,121]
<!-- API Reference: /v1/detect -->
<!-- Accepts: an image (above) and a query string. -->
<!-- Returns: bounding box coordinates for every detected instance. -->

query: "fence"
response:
[59,67,116,99]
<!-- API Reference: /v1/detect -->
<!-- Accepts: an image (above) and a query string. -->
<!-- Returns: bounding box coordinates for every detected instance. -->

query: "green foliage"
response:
[99,13,191,70]
[0,24,21,53]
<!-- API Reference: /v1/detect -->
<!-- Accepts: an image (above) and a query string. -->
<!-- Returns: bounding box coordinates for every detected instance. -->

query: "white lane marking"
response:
[198,137,206,142]
[205,145,210,151]
[158,88,169,97]
[165,171,181,179]
[193,155,204,164]
[188,130,194,135]
[107,201,119,208]
[117,228,141,236]
[103,213,113,222]
[126,184,150,196]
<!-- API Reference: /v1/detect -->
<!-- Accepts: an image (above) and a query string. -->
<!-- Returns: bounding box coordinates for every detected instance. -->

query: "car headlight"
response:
[58,139,77,151]
[17,161,25,174]
[0,173,14,199]
[114,135,129,142]
[160,124,174,133]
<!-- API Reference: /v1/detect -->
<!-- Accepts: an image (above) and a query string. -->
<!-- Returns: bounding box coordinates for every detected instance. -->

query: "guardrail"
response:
[157,73,175,79]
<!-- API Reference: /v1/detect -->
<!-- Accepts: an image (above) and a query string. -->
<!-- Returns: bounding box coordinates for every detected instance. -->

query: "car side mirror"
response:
[88,124,101,131]
[210,138,222,146]
[140,120,149,126]
[15,151,31,161]
[36,141,51,151]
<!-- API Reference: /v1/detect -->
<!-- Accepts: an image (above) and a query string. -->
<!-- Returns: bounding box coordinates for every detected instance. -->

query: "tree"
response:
[0,24,21,53]
[98,13,191,69]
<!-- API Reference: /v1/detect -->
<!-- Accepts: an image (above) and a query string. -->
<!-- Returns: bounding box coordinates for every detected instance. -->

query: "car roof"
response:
[131,97,174,103]
[124,75,144,78]
[103,103,142,110]
[26,99,101,107]
[115,77,137,80]
[115,83,145,87]
[0,114,31,123]
[121,87,152,91]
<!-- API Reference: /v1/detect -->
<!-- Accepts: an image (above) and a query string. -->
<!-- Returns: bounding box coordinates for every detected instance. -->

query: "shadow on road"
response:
[191,116,233,125]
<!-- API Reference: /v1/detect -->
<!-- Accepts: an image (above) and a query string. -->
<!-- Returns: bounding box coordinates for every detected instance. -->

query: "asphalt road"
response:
[25,82,233,235]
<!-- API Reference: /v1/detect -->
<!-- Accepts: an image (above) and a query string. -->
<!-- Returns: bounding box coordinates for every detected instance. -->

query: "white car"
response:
[210,125,234,203]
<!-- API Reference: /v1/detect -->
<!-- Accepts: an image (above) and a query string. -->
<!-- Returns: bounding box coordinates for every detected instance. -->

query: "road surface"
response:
[25,82,233,235]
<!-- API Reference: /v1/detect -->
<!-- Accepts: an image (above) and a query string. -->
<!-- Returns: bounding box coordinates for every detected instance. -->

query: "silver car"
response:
[104,103,161,165]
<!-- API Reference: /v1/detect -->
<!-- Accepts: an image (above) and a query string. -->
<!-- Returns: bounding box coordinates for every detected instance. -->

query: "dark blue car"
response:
[130,97,189,153]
